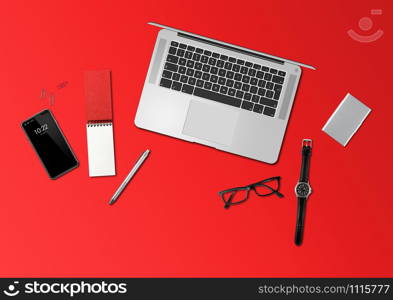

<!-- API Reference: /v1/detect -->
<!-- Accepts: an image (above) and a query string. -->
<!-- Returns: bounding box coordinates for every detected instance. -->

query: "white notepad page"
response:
[86,123,116,177]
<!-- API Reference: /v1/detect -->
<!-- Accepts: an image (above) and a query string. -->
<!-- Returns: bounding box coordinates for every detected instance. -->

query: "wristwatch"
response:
[294,139,312,246]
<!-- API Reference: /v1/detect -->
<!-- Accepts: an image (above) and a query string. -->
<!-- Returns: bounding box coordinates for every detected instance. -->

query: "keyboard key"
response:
[179,66,186,74]
[253,104,264,114]
[212,52,220,58]
[179,58,186,66]
[194,71,202,79]
[252,95,260,103]
[232,64,240,72]
[160,78,172,88]
[237,59,245,65]
[179,43,187,49]
[171,41,179,47]
[212,84,220,92]
[278,70,286,77]
[224,62,232,70]
[241,101,253,111]
[220,86,228,94]
[203,50,212,56]
[171,81,182,91]
[204,81,212,90]
[262,66,269,72]
[234,81,242,89]
[210,75,218,83]
[258,88,266,96]
[186,60,195,68]
[208,57,217,65]
[196,80,204,87]
[250,86,258,94]
[258,80,266,88]
[260,97,278,108]
[217,60,224,68]
[218,69,226,77]
[218,77,226,85]
[186,68,194,76]
[210,67,218,75]
[202,73,210,81]
[269,68,277,74]
[185,51,193,59]
[266,82,274,90]
[195,62,202,70]
[173,73,180,81]
[196,48,203,53]
[176,49,185,57]
[236,90,244,98]
[187,45,195,51]
[250,78,258,85]
[245,61,253,67]
[182,84,194,94]
[226,71,234,79]
[167,54,178,64]
[194,87,242,107]
[266,90,274,98]
[165,62,178,72]
[234,73,242,81]
[263,106,276,117]
[162,70,172,79]
[256,71,264,79]
[272,75,284,84]
[220,55,228,60]
[274,84,282,92]
[229,57,236,63]
[188,77,196,85]
[242,76,250,84]
[192,53,201,61]
[242,84,250,92]
[273,90,281,100]
[248,68,256,77]
[202,64,210,72]
[253,64,261,70]
[240,66,248,74]
[169,47,177,55]
[226,79,234,87]
[201,56,208,63]
[264,73,272,81]
[180,75,188,83]
[244,93,252,101]
[228,88,236,96]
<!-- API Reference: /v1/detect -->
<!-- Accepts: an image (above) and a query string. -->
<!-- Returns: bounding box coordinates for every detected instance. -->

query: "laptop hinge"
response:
[178,32,284,65]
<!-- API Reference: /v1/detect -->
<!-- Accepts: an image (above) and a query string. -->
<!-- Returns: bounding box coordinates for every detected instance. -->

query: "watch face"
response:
[296,183,310,197]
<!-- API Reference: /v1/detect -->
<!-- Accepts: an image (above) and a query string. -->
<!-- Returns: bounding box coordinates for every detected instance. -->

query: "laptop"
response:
[135,22,315,164]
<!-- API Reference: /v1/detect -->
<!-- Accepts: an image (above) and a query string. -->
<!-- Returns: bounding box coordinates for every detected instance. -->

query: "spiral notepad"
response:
[85,70,116,177]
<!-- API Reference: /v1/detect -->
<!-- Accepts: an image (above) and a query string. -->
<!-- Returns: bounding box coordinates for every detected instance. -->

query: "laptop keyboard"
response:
[159,41,286,117]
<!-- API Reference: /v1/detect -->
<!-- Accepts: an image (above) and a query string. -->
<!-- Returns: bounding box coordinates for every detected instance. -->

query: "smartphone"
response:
[22,109,79,179]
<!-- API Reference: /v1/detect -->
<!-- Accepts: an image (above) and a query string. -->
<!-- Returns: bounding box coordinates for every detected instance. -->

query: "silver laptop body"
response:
[135,22,315,164]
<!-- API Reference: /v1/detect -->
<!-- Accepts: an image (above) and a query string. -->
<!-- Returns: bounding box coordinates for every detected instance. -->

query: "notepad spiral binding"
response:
[87,121,112,127]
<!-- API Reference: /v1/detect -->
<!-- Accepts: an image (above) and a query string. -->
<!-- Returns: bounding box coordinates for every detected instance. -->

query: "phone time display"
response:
[33,124,48,135]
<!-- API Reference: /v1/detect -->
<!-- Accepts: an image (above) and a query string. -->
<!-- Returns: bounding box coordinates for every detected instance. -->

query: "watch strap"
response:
[300,140,312,182]
[294,197,307,246]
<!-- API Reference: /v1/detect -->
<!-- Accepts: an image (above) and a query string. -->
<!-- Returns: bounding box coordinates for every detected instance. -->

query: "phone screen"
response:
[22,110,78,179]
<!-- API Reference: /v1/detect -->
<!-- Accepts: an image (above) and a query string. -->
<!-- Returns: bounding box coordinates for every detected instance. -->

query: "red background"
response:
[1,0,392,277]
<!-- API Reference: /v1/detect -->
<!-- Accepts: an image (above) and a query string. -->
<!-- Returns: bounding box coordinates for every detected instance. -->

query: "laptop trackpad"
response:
[182,100,239,146]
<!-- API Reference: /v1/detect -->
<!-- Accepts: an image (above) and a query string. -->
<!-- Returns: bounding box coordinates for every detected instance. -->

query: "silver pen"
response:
[109,149,150,205]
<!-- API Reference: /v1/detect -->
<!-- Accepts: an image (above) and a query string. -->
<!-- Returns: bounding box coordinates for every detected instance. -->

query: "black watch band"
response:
[299,140,312,182]
[295,139,312,246]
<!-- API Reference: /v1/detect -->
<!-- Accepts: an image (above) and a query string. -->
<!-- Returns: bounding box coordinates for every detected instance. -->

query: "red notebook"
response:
[85,70,113,121]
[85,70,116,177]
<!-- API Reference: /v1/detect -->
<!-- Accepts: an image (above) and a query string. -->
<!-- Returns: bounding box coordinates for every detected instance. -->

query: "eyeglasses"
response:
[218,176,284,209]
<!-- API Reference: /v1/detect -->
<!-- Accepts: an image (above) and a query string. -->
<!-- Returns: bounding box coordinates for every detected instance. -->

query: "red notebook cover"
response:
[85,70,113,122]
